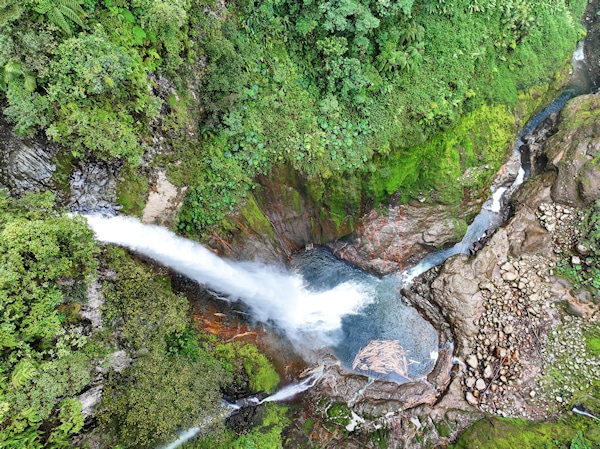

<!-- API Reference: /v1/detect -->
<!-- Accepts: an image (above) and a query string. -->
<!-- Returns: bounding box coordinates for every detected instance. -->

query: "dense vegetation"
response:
[0,0,587,235]
[0,0,592,447]
[0,191,285,448]
[0,192,99,447]
[451,416,598,449]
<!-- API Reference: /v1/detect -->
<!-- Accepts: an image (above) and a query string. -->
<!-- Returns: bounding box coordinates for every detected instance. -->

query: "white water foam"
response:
[160,427,201,449]
[85,215,374,346]
[260,369,323,403]
[489,186,507,213]
[572,40,585,63]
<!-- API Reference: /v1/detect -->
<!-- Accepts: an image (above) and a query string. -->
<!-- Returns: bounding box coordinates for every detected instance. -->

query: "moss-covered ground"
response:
[451,416,598,449]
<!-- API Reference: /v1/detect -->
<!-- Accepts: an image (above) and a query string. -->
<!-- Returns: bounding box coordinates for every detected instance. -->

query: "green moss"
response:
[451,417,590,449]
[289,188,302,214]
[306,174,362,235]
[369,428,389,449]
[214,341,280,394]
[302,417,315,433]
[191,403,289,449]
[50,149,75,196]
[237,194,274,238]
[434,421,452,438]
[368,103,514,206]
[585,335,600,356]
[116,170,149,217]
[516,57,573,125]
[326,402,352,426]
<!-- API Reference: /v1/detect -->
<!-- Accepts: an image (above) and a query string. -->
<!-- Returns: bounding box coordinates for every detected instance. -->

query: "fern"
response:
[1,426,44,449]
[47,7,73,35]
[58,0,84,27]
[35,0,86,36]
[10,359,38,389]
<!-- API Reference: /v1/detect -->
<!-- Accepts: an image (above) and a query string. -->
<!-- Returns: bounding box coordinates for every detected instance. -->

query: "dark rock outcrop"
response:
[0,117,58,195]
[67,160,120,213]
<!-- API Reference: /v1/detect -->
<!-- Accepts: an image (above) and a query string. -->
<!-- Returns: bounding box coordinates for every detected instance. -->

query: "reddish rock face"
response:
[328,201,481,275]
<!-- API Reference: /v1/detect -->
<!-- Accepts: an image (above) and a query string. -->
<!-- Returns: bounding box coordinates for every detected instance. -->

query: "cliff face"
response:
[546,94,600,207]
[0,116,58,196]
[208,161,479,272]
[427,93,600,431]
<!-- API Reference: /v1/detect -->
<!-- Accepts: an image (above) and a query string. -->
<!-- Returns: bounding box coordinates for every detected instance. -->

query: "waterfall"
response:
[160,427,201,449]
[85,215,374,347]
[401,40,592,286]
[572,407,600,421]
[260,369,323,403]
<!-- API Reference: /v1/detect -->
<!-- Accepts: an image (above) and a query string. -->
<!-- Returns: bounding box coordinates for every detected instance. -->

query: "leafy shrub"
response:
[98,249,229,448]
[0,192,99,447]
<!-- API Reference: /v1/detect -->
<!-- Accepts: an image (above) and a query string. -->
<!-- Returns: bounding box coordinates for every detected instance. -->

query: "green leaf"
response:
[119,8,135,23]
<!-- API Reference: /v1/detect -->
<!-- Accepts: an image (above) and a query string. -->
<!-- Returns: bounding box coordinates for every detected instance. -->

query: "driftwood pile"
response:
[352,339,416,380]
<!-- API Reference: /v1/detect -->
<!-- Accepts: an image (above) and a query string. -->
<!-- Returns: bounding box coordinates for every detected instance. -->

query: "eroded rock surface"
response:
[0,118,58,195]
[329,202,478,275]
[427,94,600,426]
[546,94,600,207]
[68,161,119,213]
[142,169,186,226]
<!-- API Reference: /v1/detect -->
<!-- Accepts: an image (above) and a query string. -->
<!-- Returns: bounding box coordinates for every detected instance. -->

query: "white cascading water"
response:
[260,369,323,403]
[85,215,374,347]
[401,40,591,286]
[160,427,202,449]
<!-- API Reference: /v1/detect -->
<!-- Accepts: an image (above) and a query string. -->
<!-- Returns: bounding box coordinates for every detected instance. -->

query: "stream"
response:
[84,40,593,449]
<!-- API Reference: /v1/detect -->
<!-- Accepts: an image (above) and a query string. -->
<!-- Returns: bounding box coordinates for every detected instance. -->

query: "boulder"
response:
[330,201,479,275]
[430,228,510,354]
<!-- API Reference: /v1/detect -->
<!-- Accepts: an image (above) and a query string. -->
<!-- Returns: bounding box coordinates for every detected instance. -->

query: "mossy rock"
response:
[116,170,149,217]
[325,402,352,426]
[451,417,595,449]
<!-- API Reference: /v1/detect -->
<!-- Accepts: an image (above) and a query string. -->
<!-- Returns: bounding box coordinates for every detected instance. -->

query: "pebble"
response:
[467,355,479,369]
[484,365,494,379]
[466,392,479,406]
[476,378,487,391]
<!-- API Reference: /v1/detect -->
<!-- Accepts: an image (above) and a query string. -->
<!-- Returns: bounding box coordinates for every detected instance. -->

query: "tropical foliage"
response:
[0,0,588,235]
[96,248,284,448]
[0,191,99,447]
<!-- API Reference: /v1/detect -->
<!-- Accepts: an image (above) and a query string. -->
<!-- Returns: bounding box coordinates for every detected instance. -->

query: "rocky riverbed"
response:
[459,201,599,420]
